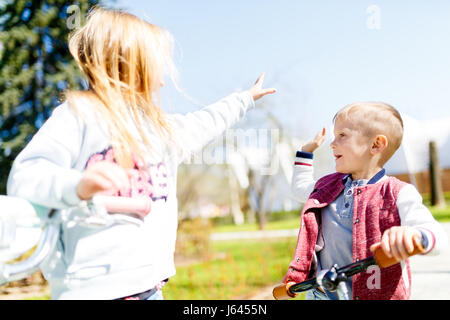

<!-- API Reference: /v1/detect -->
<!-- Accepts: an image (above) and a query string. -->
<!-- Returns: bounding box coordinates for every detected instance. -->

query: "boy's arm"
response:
[291,128,326,203]
[291,151,316,203]
[397,184,449,255]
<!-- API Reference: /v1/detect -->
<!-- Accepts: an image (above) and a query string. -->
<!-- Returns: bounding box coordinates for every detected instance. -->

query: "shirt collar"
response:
[341,168,386,185]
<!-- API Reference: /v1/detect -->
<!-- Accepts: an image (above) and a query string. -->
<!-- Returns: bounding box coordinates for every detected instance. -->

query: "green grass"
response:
[429,206,450,222]
[163,237,305,300]
[24,294,50,300]
[212,216,301,233]
[422,192,450,222]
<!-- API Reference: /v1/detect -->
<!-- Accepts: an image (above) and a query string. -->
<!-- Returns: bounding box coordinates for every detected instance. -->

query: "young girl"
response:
[6,7,276,300]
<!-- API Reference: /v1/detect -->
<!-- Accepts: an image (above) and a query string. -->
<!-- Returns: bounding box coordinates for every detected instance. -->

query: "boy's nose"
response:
[330,139,336,149]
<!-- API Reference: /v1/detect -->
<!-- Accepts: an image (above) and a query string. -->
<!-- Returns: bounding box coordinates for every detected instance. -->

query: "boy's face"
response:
[330,117,373,176]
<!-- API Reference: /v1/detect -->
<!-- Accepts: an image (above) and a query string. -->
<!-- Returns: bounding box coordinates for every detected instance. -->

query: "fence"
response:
[393,167,450,194]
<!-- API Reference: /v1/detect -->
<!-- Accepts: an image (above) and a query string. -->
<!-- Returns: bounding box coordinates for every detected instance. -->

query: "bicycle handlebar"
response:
[273,236,426,300]
[372,235,425,268]
[94,195,152,220]
[0,214,59,286]
[0,195,149,286]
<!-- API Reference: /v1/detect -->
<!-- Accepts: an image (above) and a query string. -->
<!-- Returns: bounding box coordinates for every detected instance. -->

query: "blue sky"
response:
[110,0,450,140]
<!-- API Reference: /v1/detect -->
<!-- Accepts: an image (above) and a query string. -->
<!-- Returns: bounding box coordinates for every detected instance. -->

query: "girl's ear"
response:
[371,135,388,155]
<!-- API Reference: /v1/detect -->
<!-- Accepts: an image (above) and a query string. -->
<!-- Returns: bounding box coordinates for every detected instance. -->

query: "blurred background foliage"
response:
[0,0,100,194]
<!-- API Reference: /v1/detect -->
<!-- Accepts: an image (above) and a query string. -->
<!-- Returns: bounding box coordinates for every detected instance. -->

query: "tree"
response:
[0,0,102,194]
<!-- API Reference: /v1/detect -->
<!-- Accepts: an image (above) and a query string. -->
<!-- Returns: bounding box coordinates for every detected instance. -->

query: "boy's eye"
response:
[339,133,345,137]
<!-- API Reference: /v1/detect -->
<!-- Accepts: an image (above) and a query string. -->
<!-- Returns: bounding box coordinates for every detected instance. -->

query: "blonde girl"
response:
[7,7,276,300]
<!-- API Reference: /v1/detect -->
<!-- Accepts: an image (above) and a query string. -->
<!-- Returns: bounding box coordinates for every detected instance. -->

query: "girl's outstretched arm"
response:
[170,73,276,163]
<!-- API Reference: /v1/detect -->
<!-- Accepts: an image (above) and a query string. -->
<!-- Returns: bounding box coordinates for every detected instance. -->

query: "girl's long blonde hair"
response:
[65,6,178,168]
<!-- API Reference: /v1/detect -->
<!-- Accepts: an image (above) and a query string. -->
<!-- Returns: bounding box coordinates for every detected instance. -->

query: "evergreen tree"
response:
[0,0,102,194]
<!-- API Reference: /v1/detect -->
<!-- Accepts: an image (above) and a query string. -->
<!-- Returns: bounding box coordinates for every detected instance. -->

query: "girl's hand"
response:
[301,127,326,153]
[370,226,423,262]
[248,72,277,101]
[76,161,131,200]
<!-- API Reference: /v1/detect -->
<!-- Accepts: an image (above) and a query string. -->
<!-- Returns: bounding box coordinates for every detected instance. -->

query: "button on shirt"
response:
[317,176,369,300]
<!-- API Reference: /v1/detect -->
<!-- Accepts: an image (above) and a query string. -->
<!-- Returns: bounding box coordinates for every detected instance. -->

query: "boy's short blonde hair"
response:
[333,102,404,165]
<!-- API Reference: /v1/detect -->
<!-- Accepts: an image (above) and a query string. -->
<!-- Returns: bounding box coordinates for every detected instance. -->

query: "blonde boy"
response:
[286,102,447,300]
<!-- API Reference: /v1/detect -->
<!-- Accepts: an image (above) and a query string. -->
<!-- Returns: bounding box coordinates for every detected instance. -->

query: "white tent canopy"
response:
[386,114,450,175]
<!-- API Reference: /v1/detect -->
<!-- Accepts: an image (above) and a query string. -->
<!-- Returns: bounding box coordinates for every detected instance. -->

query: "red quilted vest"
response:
[284,172,412,300]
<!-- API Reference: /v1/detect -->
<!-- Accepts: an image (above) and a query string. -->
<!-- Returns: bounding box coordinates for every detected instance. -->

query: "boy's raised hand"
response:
[248,72,277,101]
[301,127,326,153]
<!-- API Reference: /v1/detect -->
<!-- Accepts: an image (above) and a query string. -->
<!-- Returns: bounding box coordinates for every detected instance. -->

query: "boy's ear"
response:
[371,135,388,155]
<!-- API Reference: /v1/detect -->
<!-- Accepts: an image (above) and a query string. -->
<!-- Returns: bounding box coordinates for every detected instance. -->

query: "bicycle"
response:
[272,236,426,300]
[0,195,148,286]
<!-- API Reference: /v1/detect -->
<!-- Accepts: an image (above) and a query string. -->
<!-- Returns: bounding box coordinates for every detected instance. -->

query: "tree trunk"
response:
[429,141,445,208]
